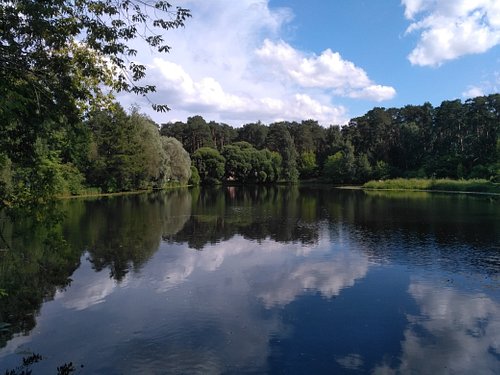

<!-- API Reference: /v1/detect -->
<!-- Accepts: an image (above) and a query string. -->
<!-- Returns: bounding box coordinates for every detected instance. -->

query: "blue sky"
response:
[122,0,500,126]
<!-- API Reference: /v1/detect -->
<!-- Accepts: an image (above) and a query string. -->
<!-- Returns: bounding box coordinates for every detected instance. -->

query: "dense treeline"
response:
[1,94,498,210]
[0,104,193,207]
[1,95,498,209]
[161,94,500,185]
[0,0,192,208]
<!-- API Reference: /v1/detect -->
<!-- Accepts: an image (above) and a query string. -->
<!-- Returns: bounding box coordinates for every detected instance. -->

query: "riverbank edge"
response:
[56,180,500,200]
[360,178,500,195]
[57,184,192,200]
[338,185,500,196]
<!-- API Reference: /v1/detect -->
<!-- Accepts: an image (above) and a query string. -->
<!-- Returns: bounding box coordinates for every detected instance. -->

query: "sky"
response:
[120,0,500,126]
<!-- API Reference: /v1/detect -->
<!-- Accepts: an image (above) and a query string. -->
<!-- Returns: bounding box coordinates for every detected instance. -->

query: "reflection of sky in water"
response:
[374,281,500,375]
[1,224,499,374]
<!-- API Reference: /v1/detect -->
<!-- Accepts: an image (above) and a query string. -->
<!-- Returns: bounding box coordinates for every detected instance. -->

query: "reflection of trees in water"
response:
[168,186,498,263]
[0,204,81,348]
[324,190,500,276]
[0,186,497,351]
[0,189,192,348]
[169,185,322,249]
[82,190,192,280]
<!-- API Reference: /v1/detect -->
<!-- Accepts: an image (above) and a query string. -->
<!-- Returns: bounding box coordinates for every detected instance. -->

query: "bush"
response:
[59,163,85,195]
[189,166,200,186]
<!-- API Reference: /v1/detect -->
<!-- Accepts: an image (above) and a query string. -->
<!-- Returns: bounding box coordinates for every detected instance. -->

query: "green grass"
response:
[363,178,500,194]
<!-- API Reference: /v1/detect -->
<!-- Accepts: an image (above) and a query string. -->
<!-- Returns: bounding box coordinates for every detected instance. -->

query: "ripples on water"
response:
[0,186,498,374]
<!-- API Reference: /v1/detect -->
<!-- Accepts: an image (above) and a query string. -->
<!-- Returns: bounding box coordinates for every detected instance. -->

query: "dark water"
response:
[0,186,499,374]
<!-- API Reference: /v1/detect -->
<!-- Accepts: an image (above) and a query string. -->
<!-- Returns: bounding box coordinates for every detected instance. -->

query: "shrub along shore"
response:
[363,178,500,195]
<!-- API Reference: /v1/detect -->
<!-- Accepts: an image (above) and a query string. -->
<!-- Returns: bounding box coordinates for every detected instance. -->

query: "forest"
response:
[1,1,499,210]
[160,94,500,186]
[1,93,499,210]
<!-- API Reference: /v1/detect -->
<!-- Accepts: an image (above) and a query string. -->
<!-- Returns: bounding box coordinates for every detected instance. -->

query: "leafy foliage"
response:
[191,147,226,185]
[0,0,190,207]
[221,142,281,183]
[161,137,192,184]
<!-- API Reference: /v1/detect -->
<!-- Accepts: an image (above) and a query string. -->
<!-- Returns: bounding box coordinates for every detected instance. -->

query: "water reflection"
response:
[0,186,498,374]
[254,245,369,308]
[375,281,500,374]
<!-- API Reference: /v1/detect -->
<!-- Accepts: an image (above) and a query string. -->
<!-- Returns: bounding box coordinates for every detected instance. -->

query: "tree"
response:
[322,143,356,184]
[185,116,214,154]
[319,125,344,168]
[87,105,142,192]
[354,153,372,183]
[1,0,190,112]
[222,142,254,182]
[298,151,318,179]
[237,122,269,150]
[266,123,299,182]
[161,137,192,184]
[209,121,238,151]
[221,142,281,183]
[191,147,226,184]
[88,104,166,191]
[130,109,165,188]
[0,0,190,206]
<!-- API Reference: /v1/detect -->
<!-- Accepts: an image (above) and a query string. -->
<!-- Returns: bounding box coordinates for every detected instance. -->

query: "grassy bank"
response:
[57,183,191,200]
[363,178,500,195]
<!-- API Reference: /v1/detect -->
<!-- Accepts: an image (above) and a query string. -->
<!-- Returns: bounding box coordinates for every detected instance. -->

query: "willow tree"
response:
[161,137,192,184]
[0,0,190,206]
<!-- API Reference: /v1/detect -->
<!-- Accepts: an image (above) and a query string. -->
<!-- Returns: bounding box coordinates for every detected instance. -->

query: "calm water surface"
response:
[0,186,499,374]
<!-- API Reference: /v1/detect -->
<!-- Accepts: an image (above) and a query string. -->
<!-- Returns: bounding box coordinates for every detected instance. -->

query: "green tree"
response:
[87,105,146,192]
[208,121,238,151]
[130,110,165,188]
[0,0,190,206]
[266,123,299,182]
[354,153,372,183]
[161,137,192,184]
[185,116,214,154]
[237,122,269,150]
[189,166,201,185]
[222,142,254,182]
[373,160,391,180]
[322,143,356,184]
[191,147,226,184]
[298,151,318,179]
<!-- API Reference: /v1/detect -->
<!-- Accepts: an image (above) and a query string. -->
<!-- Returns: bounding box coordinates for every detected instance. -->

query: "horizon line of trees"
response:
[161,93,500,185]
[1,94,499,209]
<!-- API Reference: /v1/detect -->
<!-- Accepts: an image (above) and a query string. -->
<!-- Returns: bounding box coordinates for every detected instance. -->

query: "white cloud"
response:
[462,85,485,98]
[256,39,396,101]
[151,58,347,124]
[126,0,394,126]
[403,0,500,66]
[462,71,500,98]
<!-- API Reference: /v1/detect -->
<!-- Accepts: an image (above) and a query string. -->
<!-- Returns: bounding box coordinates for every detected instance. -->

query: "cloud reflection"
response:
[51,231,371,372]
[375,282,500,374]
[55,254,120,311]
[256,251,369,307]
[141,233,370,306]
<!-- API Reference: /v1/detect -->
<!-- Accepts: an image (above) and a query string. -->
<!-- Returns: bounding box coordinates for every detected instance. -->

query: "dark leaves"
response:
[1,0,191,112]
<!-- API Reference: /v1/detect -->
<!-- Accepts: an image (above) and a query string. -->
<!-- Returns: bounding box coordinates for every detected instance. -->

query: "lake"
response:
[0,186,499,374]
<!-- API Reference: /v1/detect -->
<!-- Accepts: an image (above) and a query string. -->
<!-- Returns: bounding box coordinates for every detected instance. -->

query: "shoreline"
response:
[51,180,500,201]
[57,185,191,200]
[337,185,500,196]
